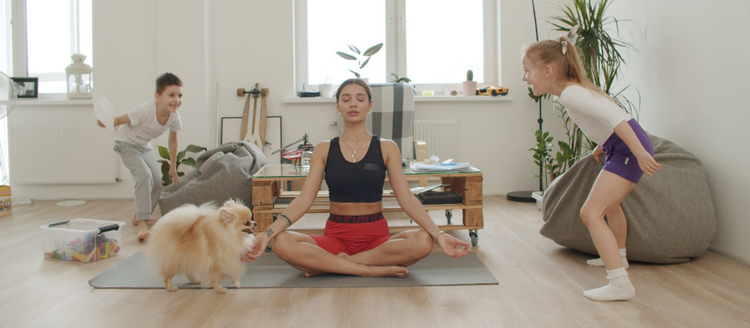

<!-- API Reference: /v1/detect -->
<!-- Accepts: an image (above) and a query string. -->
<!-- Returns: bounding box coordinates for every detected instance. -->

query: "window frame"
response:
[10,0,90,95]
[295,0,499,94]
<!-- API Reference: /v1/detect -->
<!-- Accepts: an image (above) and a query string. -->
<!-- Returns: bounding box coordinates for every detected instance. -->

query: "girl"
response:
[243,79,471,277]
[522,28,660,301]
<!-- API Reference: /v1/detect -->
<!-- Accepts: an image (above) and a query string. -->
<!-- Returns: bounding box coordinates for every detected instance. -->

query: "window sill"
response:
[282,95,514,104]
[3,95,93,106]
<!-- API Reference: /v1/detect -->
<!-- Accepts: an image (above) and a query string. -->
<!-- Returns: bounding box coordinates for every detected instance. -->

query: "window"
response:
[11,0,93,94]
[296,0,497,93]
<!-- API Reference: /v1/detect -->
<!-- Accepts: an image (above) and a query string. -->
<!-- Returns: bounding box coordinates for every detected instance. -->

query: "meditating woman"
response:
[243,78,471,277]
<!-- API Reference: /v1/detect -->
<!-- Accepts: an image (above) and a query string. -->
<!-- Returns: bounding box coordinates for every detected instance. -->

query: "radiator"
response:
[9,125,118,184]
[414,120,459,160]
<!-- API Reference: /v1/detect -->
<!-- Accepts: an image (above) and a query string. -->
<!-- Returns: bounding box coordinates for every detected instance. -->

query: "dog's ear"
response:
[219,208,236,225]
[223,199,237,208]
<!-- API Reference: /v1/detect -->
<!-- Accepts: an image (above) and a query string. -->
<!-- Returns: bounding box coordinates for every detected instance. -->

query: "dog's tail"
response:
[152,203,207,238]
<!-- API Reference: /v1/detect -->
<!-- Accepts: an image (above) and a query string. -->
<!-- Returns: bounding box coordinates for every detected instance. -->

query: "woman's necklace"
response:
[341,136,368,161]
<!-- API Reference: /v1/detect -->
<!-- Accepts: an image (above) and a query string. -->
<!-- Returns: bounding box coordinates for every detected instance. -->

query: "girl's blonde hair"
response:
[524,39,610,99]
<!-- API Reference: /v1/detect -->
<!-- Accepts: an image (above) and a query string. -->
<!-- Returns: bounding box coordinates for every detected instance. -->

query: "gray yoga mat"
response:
[89,252,498,289]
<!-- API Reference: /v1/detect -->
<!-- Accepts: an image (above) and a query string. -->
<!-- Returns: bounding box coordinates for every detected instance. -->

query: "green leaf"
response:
[161,163,171,186]
[348,69,360,77]
[336,51,357,60]
[363,43,383,56]
[348,44,360,54]
[181,157,197,169]
[158,146,170,160]
[360,56,371,69]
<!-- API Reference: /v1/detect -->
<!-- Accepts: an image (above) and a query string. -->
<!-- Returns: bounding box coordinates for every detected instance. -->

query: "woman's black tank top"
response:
[325,136,386,203]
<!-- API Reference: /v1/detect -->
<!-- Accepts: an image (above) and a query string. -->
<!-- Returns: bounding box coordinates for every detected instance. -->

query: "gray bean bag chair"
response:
[158,141,269,215]
[540,134,716,264]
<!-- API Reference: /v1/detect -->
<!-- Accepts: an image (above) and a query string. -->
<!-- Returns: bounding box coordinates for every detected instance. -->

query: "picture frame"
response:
[220,116,283,165]
[11,77,39,98]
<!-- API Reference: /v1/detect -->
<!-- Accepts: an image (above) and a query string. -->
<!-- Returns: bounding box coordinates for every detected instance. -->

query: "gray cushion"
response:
[540,134,716,264]
[158,141,269,215]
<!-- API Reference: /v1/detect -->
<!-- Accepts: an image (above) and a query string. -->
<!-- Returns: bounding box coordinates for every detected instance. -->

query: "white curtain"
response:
[0,0,11,184]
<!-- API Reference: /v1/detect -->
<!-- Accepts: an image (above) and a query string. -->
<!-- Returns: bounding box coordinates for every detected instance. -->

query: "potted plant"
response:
[336,43,383,79]
[462,70,477,97]
[157,144,207,186]
[389,73,412,83]
[318,75,334,98]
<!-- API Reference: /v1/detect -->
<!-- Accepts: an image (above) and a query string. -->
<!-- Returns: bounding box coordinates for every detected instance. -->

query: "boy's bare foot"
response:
[137,221,150,240]
[132,215,156,226]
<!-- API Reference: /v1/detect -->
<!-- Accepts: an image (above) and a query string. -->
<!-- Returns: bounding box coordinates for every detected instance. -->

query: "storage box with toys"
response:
[40,219,125,262]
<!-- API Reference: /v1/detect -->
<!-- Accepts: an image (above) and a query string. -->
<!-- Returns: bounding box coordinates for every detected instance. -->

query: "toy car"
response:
[476,86,509,96]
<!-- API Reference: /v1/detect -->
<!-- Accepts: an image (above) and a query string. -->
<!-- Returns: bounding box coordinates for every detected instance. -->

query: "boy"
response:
[98,73,183,240]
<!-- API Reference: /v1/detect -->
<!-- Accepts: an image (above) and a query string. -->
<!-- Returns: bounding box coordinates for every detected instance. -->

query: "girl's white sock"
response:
[583,267,636,301]
[586,248,629,269]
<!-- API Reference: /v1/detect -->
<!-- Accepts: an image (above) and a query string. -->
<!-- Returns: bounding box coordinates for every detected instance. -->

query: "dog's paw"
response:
[233,280,241,288]
[166,286,179,292]
[213,286,227,294]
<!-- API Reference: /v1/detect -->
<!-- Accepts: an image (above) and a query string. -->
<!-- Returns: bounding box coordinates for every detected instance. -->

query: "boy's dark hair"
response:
[155,73,183,94]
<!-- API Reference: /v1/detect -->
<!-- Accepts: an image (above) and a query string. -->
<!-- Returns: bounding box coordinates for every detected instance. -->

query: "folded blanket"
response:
[158,142,270,215]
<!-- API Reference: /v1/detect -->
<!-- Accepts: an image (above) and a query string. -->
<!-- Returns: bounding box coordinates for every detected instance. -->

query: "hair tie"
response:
[558,25,579,55]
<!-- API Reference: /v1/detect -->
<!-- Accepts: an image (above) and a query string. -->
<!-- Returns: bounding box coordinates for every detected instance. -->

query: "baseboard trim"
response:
[708,246,750,267]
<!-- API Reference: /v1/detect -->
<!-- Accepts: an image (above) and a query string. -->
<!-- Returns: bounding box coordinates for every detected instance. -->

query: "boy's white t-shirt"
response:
[558,84,631,145]
[114,101,182,147]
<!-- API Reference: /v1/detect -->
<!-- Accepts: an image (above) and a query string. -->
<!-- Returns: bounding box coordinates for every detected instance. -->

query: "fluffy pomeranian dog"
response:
[146,199,256,294]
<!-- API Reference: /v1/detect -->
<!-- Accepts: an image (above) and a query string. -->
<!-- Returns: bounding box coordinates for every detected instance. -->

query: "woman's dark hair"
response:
[335,78,372,102]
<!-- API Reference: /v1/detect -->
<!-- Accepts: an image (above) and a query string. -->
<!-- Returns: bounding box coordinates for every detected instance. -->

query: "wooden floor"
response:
[1,196,749,328]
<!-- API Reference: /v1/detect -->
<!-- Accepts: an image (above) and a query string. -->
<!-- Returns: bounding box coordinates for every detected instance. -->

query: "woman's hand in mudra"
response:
[436,233,471,258]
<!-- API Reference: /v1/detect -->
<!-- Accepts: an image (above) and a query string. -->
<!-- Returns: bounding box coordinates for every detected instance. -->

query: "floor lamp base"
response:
[506,190,536,203]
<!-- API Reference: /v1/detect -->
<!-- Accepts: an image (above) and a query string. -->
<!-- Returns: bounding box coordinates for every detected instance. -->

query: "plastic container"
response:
[0,185,10,216]
[40,219,125,262]
[531,191,544,211]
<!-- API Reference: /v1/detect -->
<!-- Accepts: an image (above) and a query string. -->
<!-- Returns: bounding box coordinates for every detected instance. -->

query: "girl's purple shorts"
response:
[601,119,654,183]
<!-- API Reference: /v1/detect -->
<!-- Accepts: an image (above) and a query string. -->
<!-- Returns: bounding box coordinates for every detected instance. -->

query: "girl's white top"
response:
[114,101,182,147]
[558,84,631,145]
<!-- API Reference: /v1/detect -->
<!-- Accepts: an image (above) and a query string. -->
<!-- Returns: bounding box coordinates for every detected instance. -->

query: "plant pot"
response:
[318,83,334,98]
[462,81,477,97]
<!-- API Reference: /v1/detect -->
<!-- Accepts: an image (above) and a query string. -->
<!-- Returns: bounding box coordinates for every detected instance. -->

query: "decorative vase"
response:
[318,83,334,98]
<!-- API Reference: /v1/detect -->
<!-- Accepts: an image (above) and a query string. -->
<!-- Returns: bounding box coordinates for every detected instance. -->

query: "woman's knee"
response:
[271,232,296,258]
[413,230,434,257]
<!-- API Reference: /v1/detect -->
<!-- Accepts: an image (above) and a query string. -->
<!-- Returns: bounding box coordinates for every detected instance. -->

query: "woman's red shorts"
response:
[310,213,392,255]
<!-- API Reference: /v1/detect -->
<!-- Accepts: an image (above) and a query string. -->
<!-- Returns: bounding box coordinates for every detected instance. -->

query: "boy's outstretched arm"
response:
[113,114,131,127]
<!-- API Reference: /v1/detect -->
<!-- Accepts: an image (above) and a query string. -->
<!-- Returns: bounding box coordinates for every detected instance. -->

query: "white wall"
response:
[607,0,750,264]
[11,0,570,199]
[13,1,747,264]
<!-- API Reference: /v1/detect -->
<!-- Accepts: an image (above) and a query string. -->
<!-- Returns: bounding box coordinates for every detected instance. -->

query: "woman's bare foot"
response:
[303,270,323,278]
[369,266,409,278]
[137,221,150,240]
[304,265,409,278]
[303,253,351,277]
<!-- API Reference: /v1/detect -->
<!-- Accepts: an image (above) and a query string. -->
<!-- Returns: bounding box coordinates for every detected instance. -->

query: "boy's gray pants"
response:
[114,141,161,221]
